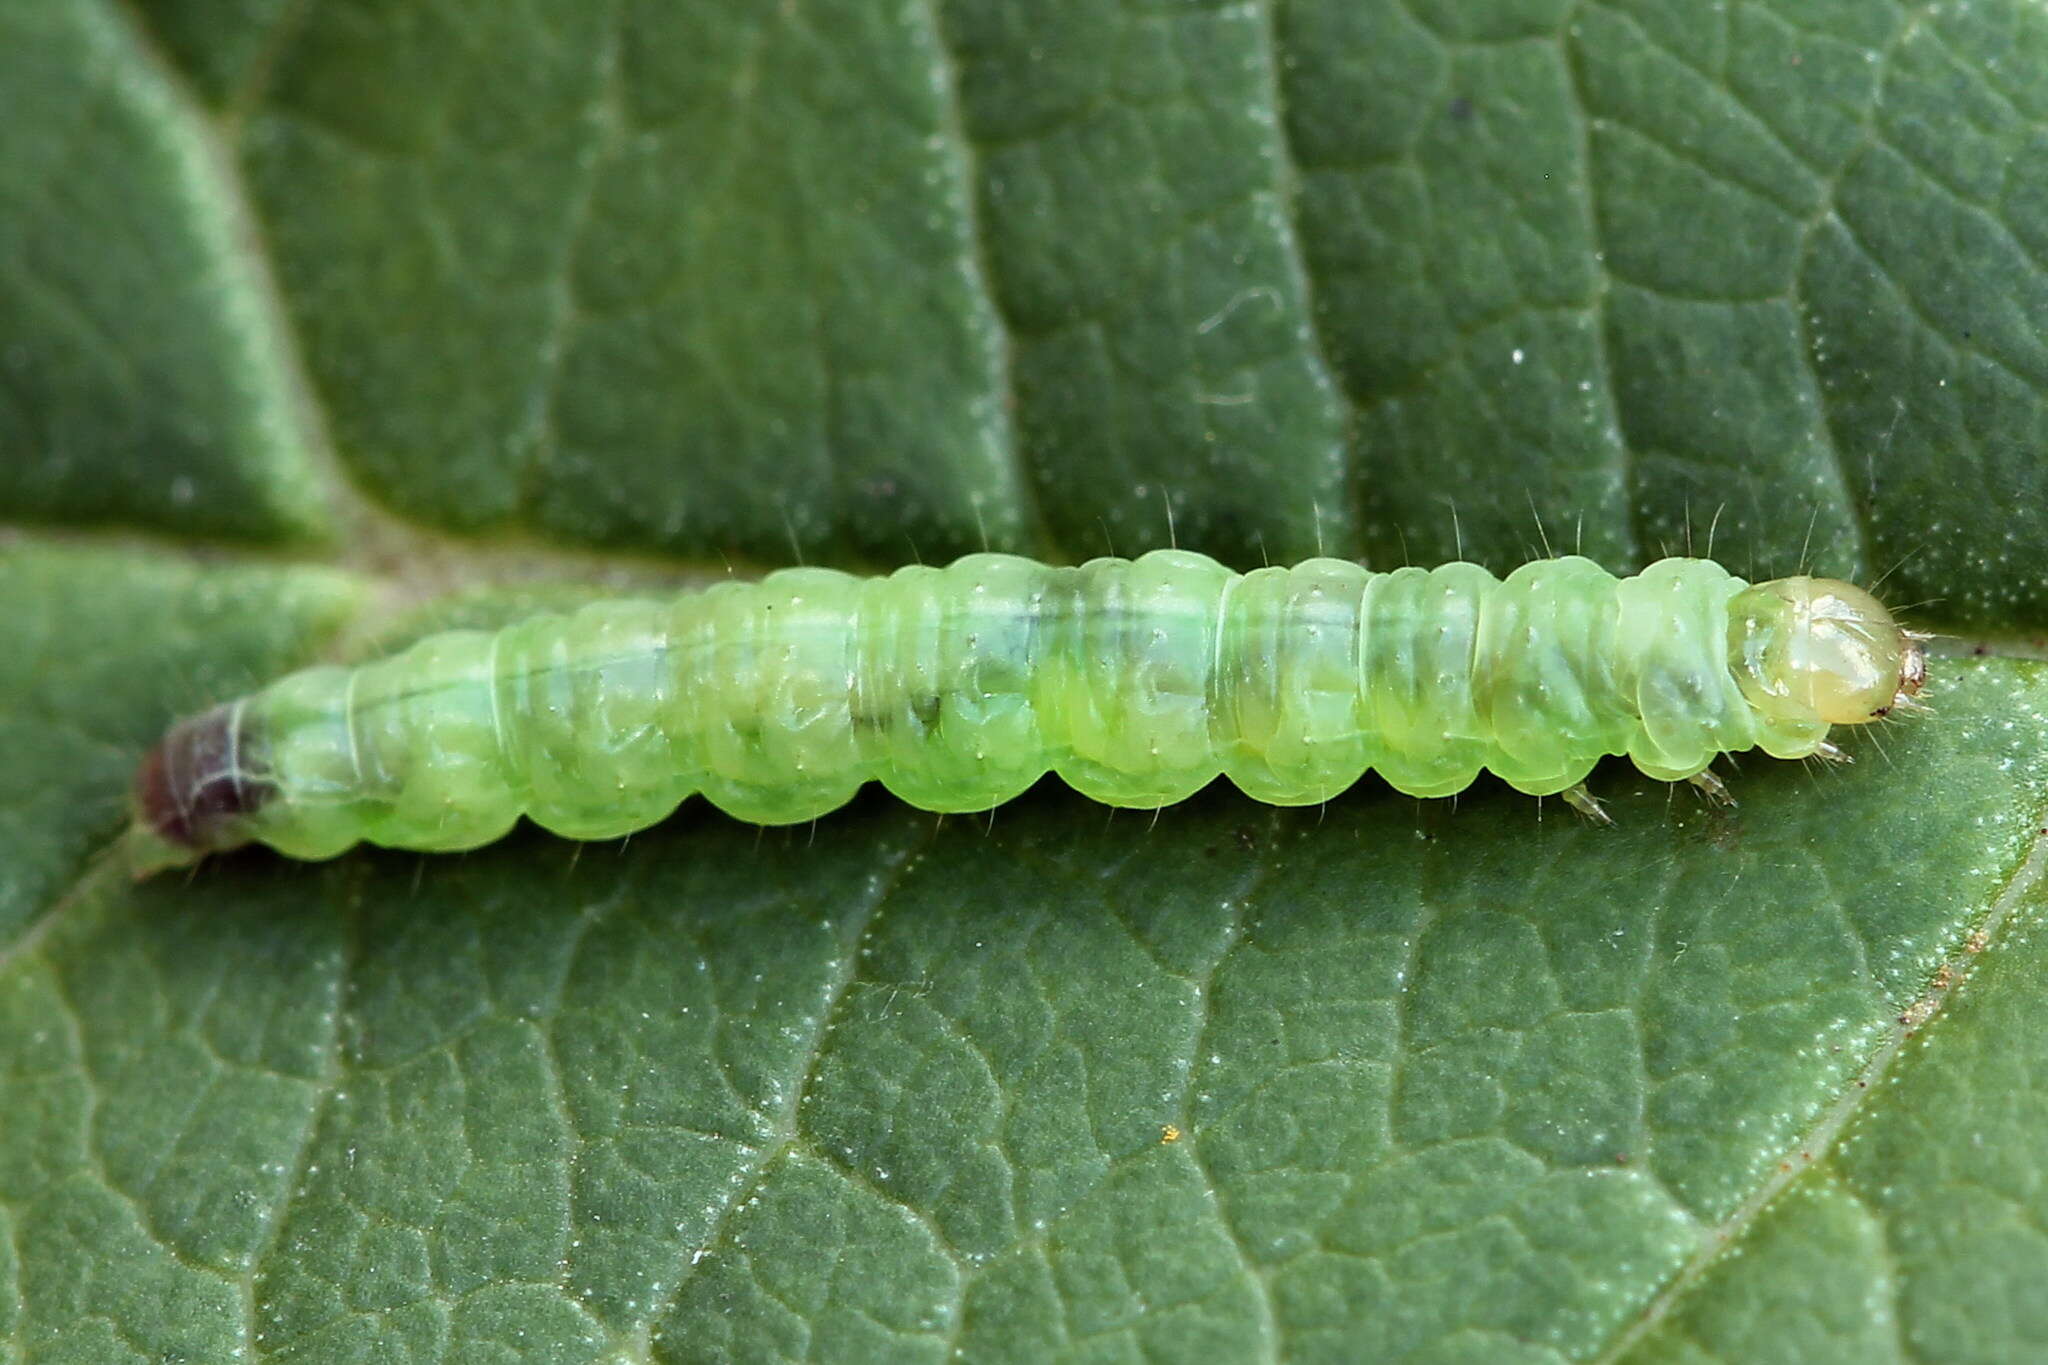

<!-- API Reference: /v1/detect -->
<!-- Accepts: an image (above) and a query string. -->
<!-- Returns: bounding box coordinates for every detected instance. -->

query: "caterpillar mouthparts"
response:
[127,552,1926,876]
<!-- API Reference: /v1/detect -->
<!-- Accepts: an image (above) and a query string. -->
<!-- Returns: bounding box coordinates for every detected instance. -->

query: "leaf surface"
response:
[4,0,2048,1360]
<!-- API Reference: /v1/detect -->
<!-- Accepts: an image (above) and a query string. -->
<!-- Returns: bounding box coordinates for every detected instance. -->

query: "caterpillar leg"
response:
[1561,783,1614,827]
[1814,741,1853,765]
[1687,769,1736,807]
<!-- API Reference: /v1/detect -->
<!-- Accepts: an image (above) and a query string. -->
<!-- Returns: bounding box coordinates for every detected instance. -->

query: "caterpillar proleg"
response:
[129,553,1927,874]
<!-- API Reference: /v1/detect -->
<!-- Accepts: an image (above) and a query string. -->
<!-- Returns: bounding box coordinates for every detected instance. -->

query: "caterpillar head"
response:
[1729,576,1927,727]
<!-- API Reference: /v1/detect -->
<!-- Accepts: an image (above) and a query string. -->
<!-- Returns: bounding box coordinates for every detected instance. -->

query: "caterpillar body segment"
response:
[128,553,1926,874]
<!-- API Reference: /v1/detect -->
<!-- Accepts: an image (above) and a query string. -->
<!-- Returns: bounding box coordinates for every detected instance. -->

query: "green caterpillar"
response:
[129,552,1927,874]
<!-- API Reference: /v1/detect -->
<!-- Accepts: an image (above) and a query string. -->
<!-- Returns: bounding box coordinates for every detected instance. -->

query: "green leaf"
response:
[4,0,2048,1360]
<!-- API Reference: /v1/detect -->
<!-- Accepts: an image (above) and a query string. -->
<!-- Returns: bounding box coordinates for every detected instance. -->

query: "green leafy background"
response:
[5,0,2048,1360]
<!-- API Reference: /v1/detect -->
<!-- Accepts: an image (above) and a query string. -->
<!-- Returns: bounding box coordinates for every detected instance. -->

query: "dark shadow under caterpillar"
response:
[128,552,1928,875]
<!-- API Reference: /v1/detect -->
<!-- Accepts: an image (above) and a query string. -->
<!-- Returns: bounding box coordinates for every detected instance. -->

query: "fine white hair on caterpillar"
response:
[128,551,1928,874]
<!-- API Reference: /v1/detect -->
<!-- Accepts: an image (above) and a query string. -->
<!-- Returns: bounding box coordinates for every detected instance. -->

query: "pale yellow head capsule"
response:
[1728,576,1927,726]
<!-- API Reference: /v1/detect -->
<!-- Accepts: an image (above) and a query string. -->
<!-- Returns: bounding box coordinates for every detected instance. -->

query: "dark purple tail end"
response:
[129,705,272,875]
